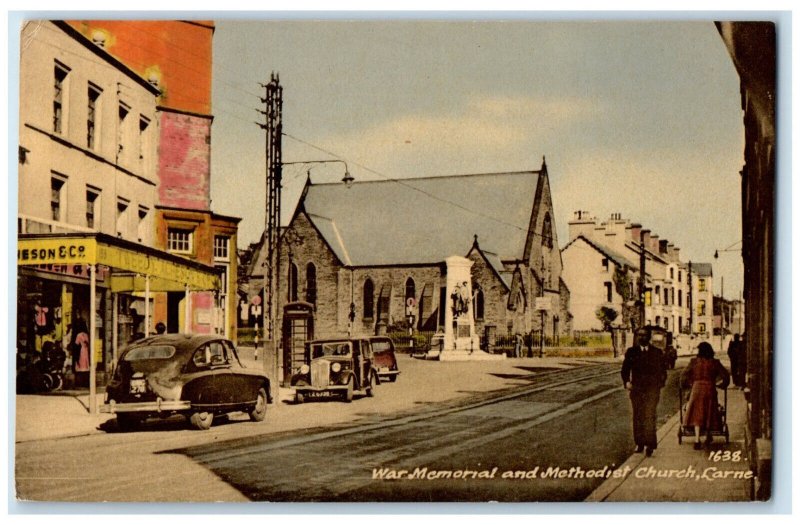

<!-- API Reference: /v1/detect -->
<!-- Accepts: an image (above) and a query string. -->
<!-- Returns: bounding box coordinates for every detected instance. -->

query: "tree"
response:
[613,266,640,331]
[596,305,620,357]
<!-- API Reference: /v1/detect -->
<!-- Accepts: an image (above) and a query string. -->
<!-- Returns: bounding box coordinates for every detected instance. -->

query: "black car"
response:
[291,338,379,403]
[101,334,272,430]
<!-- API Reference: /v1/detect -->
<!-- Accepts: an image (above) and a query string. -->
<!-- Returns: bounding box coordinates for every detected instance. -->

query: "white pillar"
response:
[89,264,97,415]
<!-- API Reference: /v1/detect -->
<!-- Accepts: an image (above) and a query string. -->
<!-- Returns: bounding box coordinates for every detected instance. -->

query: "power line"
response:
[281,131,534,235]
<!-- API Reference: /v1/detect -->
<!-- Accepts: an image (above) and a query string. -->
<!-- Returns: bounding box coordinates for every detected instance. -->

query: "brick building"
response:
[247,159,570,379]
[64,21,241,339]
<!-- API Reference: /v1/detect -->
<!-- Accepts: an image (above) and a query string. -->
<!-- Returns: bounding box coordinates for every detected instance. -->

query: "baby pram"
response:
[677,381,729,445]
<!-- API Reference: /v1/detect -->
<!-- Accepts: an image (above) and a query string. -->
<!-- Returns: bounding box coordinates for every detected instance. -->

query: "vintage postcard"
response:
[11,14,781,508]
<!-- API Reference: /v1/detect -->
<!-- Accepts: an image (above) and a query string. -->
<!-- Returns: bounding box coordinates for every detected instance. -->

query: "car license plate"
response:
[306,390,333,399]
[129,378,147,394]
[380,367,390,373]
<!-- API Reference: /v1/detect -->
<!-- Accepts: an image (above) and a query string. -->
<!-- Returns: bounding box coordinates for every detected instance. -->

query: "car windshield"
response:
[311,342,351,358]
[124,345,176,361]
[371,340,391,353]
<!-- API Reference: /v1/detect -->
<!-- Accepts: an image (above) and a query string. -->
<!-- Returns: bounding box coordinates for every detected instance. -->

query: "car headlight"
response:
[331,362,341,373]
[300,364,310,374]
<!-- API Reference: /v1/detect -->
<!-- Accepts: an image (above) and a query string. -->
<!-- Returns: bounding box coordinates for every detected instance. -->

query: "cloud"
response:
[310,94,602,177]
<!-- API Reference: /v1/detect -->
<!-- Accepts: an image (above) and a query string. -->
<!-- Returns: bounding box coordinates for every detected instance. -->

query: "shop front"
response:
[17,233,220,413]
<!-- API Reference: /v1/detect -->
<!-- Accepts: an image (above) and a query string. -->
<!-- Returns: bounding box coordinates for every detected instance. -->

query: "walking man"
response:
[727,333,744,387]
[621,328,667,457]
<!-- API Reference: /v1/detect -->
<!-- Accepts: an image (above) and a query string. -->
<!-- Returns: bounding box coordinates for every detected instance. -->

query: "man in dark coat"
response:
[621,327,667,457]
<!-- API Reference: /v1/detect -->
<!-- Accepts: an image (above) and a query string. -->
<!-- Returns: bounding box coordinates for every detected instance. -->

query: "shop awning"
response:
[17,233,220,292]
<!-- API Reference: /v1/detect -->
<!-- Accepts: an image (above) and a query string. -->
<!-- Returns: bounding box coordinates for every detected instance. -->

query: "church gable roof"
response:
[301,171,542,266]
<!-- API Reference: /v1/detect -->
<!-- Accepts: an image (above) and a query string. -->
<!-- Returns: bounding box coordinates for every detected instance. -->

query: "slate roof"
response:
[300,171,542,267]
[562,235,637,269]
[691,262,713,277]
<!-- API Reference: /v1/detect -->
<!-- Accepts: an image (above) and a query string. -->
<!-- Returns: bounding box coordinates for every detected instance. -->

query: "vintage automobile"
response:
[291,338,379,403]
[369,336,400,382]
[101,334,272,431]
[646,326,677,369]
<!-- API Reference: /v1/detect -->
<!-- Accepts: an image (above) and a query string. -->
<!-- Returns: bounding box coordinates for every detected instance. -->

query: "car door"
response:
[224,340,260,405]
[186,341,230,409]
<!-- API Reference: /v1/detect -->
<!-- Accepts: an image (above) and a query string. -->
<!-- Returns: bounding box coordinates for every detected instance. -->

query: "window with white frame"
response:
[51,175,66,221]
[168,228,193,254]
[213,235,230,261]
[87,83,102,149]
[53,61,70,134]
[86,186,100,228]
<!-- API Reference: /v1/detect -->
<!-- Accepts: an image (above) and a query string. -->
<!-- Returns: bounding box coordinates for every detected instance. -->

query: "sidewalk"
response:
[586,382,754,502]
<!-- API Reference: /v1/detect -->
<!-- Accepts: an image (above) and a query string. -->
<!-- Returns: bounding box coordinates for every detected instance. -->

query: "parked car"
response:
[370,336,400,382]
[291,338,379,403]
[101,334,272,431]
[645,326,677,369]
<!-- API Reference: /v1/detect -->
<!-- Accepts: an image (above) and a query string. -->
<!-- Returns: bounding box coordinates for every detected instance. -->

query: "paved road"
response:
[14,358,682,502]
[171,364,682,502]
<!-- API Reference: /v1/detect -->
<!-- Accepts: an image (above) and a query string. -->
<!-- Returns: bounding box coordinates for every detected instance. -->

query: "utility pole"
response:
[257,72,283,401]
[638,230,647,329]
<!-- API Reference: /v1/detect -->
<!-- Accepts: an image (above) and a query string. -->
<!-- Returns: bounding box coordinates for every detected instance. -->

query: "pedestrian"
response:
[621,327,667,457]
[72,318,90,388]
[727,333,744,387]
[155,322,166,335]
[514,332,523,358]
[681,342,730,449]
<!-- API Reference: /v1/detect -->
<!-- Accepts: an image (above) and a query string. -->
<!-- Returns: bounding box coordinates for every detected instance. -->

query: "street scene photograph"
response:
[10,14,780,508]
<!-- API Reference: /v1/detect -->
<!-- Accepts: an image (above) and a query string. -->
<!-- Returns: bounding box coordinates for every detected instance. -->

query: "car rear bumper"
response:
[100,399,191,414]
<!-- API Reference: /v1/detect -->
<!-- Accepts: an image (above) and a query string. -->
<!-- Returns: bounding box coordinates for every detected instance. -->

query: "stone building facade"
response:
[246,160,571,375]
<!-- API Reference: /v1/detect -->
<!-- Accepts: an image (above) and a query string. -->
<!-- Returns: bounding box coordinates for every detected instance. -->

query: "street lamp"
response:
[283,159,354,187]
[713,241,742,351]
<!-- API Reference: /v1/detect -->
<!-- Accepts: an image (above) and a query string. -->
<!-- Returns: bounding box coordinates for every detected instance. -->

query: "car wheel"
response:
[50,374,64,391]
[388,374,397,383]
[117,414,140,432]
[249,388,268,422]
[344,377,354,403]
[296,392,305,404]
[190,411,214,430]
[366,372,376,397]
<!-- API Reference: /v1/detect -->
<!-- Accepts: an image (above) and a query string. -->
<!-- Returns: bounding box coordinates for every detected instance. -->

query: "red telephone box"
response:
[281,301,314,385]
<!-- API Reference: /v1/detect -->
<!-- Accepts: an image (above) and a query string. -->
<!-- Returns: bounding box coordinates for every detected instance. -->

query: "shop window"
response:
[306,263,317,305]
[167,228,193,254]
[51,175,66,221]
[86,187,100,228]
[214,235,230,261]
[215,264,229,295]
[53,61,69,134]
[87,83,102,149]
[363,278,374,320]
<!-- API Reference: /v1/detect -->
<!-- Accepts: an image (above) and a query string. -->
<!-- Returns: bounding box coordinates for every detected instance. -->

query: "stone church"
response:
[246,158,571,350]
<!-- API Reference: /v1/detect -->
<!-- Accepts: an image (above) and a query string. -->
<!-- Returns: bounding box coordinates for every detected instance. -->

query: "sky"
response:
[209,17,746,298]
